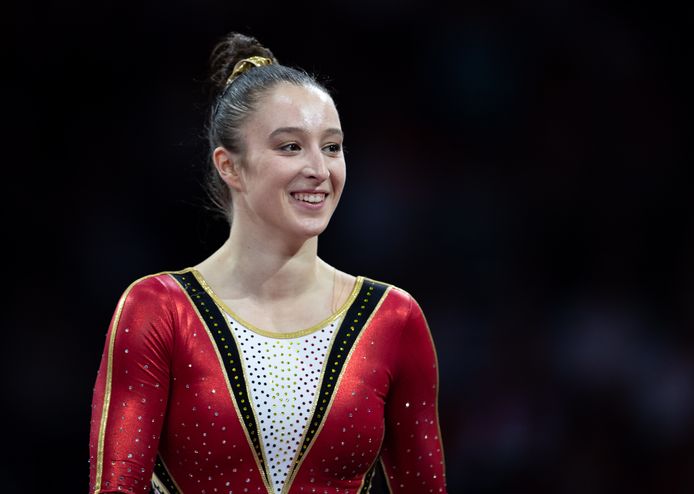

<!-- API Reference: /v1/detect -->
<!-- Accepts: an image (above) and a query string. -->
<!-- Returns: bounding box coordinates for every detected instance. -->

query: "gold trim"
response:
[151,473,172,494]
[93,271,172,494]
[93,285,129,493]
[154,455,184,494]
[190,268,363,339]
[380,457,394,494]
[278,316,344,494]
[282,285,392,494]
[226,313,274,491]
[170,271,273,493]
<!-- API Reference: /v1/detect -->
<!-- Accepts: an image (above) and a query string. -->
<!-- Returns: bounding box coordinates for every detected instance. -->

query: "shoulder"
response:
[103,272,189,355]
[116,269,191,309]
[361,277,435,348]
[361,276,421,320]
[362,275,414,302]
[106,269,199,336]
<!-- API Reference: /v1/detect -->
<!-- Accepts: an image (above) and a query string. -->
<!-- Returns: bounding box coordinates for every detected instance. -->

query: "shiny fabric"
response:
[89,269,447,493]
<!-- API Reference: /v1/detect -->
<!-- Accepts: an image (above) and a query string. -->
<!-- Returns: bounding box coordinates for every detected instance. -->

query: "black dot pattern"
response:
[225,314,339,492]
[289,280,387,479]
[168,273,388,493]
[171,272,270,486]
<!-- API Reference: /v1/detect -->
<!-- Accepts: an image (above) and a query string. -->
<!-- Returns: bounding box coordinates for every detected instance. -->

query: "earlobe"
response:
[212,146,243,191]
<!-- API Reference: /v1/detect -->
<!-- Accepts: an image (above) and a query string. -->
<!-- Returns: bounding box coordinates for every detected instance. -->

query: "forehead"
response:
[246,83,340,135]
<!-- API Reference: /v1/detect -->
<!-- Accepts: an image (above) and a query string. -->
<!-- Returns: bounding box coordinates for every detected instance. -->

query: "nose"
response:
[303,148,330,181]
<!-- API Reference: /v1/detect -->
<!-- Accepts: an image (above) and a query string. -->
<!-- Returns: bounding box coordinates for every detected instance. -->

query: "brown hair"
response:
[205,32,329,224]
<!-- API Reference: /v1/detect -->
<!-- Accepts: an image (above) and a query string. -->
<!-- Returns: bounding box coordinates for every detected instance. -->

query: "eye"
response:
[279,142,301,152]
[323,143,342,154]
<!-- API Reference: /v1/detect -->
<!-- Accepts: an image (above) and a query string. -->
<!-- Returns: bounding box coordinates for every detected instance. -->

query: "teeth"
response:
[292,193,325,203]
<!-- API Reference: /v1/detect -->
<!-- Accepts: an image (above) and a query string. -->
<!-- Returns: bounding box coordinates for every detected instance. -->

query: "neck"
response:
[196,218,329,302]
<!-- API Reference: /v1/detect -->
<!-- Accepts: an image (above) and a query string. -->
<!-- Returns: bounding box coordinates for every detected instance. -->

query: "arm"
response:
[380,294,447,493]
[88,276,174,494]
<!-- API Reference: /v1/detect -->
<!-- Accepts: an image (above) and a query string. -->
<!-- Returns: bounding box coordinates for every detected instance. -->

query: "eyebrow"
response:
[268,126,344,139]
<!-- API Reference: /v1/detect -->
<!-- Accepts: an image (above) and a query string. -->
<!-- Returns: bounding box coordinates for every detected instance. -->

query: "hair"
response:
[205,32,330,225]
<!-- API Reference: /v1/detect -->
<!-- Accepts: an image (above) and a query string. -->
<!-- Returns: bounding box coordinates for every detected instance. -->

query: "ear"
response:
[212,146,244,191]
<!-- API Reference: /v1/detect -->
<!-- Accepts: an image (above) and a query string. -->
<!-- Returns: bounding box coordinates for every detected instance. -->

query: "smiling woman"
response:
[88,32,447,494]
[214,83,346,243]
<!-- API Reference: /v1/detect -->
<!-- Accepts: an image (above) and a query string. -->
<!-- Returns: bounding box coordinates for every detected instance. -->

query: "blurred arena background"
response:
[5,1,692,492]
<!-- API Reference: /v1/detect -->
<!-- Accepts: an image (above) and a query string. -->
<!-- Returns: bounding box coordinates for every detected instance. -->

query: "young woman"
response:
[89,32,447,494]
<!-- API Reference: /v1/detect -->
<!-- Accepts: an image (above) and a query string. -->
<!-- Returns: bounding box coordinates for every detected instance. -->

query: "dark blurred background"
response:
[5,1,693,493]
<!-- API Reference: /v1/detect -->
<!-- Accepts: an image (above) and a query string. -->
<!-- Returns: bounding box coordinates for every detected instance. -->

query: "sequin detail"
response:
[171,272,271,488]
[226,313,340,493]
[89,270,448,493]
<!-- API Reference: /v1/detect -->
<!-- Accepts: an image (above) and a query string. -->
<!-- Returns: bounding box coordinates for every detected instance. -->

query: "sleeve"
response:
[380,294,447,493]
[88,276,175,494]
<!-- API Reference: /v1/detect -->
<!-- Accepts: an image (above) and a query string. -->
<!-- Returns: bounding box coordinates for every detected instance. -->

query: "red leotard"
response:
[89,269,447,493]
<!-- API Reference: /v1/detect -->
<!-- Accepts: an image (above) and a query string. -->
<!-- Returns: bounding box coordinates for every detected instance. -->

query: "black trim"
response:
[359,461,378,493]
[291,279,388,474]
[151,455,179,494]
[170,271,269,486]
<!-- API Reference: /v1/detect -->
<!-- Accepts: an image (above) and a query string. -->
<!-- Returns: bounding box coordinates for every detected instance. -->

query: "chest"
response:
[158,272,394,492]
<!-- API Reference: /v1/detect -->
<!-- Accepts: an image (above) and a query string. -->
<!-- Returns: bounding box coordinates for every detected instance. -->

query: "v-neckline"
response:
[189,268,363,339]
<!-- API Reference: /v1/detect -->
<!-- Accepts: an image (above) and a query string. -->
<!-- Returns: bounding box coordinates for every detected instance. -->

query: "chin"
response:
[293,219,331,240]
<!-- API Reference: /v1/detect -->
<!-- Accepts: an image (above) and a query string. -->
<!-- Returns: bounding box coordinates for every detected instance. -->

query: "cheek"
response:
[332,162,347,193]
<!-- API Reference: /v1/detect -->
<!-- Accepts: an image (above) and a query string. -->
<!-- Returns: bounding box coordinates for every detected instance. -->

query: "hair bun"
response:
[209,33,277,92]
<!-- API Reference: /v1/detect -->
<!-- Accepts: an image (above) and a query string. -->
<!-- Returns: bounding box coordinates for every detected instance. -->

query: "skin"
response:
[194,83,356,333]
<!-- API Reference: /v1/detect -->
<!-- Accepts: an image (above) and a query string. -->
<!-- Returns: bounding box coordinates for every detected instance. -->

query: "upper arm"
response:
[380,294,447,493]
[89,275,175,494]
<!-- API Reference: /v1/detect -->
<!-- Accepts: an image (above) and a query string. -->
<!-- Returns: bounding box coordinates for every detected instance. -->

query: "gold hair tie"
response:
[225,56,273,85]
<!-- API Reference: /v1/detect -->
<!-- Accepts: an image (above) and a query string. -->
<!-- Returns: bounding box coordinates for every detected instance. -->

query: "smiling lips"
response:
[291,192,327,204]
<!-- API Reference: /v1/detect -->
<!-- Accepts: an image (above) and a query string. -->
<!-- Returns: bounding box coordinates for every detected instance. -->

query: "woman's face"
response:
[229,83,346,241]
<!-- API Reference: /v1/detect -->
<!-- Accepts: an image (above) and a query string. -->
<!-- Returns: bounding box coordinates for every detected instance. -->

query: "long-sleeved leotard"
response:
[89,269,447,493]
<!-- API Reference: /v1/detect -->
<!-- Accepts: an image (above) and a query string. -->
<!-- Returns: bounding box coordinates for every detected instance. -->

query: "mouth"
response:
[290,192,327,204]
